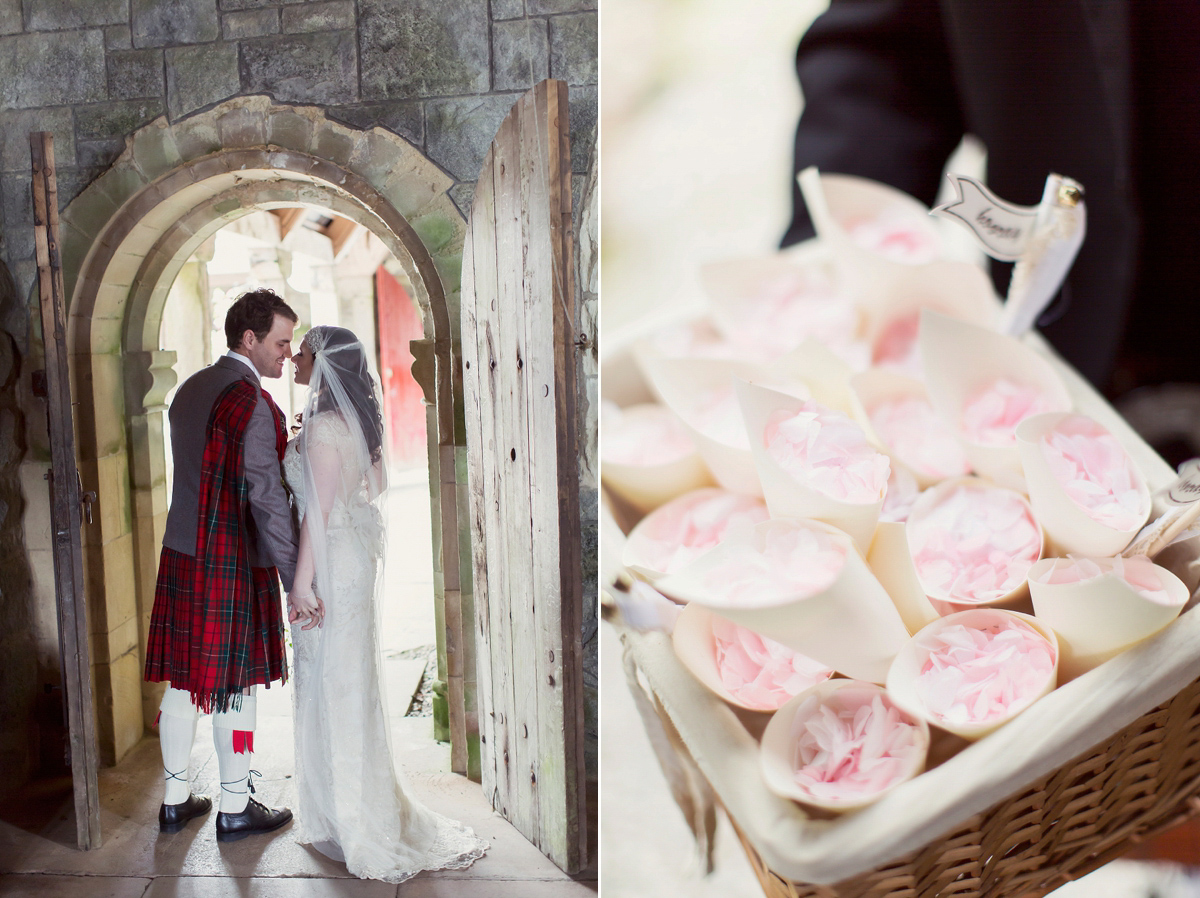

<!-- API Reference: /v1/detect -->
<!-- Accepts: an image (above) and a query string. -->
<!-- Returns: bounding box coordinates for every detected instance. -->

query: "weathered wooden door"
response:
[30,132,102,849]
[460,79,587,873]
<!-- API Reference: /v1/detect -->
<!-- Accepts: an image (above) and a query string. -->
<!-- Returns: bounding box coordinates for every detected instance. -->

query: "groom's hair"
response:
[225,289,299,350]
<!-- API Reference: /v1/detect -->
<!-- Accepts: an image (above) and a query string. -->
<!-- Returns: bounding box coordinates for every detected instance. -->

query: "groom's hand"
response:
[300,596,325,631]
[287,590,324,629]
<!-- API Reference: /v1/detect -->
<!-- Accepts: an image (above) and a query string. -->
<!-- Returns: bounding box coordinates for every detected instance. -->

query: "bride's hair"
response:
[304,325,386,465]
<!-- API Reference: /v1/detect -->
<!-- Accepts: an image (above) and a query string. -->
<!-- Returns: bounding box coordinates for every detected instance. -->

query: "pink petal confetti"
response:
[960,378,1055,446]
[1040,416,1148,531]
[846,210,940,265]
[712,617,832,711]
[870,395,972,480]
[702,522,848,607]
[872,312,923,372]
[789,686,925,803]
[600,401,696,466]
[764,401,891,504]
[628,490,770,577]
[907,481,1041,603]
[914,617,1056,726]
[880,464,920,523]
[723,270,864,362]
[1032,554,1176,605]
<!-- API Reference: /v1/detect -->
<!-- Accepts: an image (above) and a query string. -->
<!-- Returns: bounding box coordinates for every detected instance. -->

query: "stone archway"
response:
[58,96,476,771]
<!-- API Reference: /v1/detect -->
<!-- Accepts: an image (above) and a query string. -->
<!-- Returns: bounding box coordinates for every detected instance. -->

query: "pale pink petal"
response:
[1031,554,1175,605]
[880,465,920,523]
[1040,416,1148,531]
[872,313,923,373]
[913,618,1056,726]
[764,401,891,504]
[961,378,1055,446]
[788,685,924,803]
[724,270,863,362]
[846,210,940,265]
[711,617,832,711]
[907,481,1041,603]
[628,490,769,577]
[702,522,848,607]
[601,401,696,466]
[870,395,971,480]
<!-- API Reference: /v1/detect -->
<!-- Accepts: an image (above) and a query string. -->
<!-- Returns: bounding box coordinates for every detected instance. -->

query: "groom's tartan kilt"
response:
[145,380,288,713]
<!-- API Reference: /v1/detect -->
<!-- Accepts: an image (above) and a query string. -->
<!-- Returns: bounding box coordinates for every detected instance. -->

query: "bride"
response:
[283,324,488,881]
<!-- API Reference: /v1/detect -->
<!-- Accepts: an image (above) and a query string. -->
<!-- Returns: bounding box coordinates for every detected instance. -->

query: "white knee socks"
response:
[158,687,199,806]
[213,694,257,814]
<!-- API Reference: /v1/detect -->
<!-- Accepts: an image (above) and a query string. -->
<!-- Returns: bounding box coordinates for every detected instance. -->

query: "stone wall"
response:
[0,0,596,799]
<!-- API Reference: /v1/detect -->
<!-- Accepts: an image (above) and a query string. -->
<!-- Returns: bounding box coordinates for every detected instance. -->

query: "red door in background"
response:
[375,266,427,465]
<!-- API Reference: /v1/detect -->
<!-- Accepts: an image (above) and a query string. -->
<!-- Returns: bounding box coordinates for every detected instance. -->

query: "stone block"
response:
[61,178,122,241]
[347,129,410,191]
[104,23,132,48]
[425,94,517,182]
[0,0,20,35]
[568,83,596,174]
[75,98,164,142]
[75,139,125,173]
[165,43,239,121]
[221,0,304,9]
[448,181,475,219]
[0,30,106,110]
[109,649,146,760]
[265,107,313,152]
[433,250,462,296]
[108,48,164,100]
[410,210,461,254]
[241,30,358,106]
[222,7,278,39]
[1,174,35,265]
[529,0,595,11]
[325,102,424,146]
[95,164,151,212]
[549,13,596,86]
[491,0,524,20]
[359,0,489,99]
[312,127,355,168]
[129,122,183,182]
[380,162,442,220]
[0,107,75,172]
[492,18,550,92]
[131,0,218,48]
[170,117,222,161]
[95,445,132,545]
[282,0,354,33]
[26,0,125,30]
[78,353,127,459]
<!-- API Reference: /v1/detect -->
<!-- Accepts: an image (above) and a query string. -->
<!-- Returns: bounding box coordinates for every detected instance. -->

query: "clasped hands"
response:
[287,587,325,630]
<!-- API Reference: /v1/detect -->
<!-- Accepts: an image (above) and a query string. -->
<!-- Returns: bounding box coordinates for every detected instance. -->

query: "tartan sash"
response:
[188,380,287,713]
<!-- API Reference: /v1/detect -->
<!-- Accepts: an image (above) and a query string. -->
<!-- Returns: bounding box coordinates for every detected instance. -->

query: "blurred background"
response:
[599,2,1200,896]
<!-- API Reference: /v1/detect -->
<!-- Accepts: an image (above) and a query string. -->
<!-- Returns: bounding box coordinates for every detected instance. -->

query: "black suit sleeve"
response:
[782,0,967,247]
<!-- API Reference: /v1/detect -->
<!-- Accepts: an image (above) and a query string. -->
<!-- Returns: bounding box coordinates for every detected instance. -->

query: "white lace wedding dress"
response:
[283,412,488,882]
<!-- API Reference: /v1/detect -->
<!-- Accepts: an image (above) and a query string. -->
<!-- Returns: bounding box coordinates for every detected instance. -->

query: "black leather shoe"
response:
[216,798,293,842]
[158,794,212,834]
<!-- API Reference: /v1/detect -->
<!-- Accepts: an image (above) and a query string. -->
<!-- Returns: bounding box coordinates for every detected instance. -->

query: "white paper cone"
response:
[1028,556,1189,681]
[764,339,858,417]
[671,603,833,712]
[867,521,940,634]
[621,488,768,583]
[799,168,945,299]
[759,679,930,812]
[736,379,885,551]
[905,476,1044,611]
[642,357,769,496]
[921,310,1072,490]
[655,519,911,683]
[600,403,714,515]
[850,369,970,489]
[886,609,1059,740]
[1016,412,1151,557]
[860,260,999,366]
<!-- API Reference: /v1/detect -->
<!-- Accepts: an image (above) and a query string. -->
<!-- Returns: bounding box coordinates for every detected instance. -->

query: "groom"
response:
[144,288,307,841]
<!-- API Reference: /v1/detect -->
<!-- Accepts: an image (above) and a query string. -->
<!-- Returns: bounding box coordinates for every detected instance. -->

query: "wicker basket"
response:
[731,676,1200,898]
[603,315,1200,898]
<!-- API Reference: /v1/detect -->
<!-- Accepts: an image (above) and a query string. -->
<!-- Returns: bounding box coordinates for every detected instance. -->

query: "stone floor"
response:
[0,472,596,897]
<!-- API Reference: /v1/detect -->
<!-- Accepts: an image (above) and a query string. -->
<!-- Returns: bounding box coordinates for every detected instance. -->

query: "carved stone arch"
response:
[57,96,476,770]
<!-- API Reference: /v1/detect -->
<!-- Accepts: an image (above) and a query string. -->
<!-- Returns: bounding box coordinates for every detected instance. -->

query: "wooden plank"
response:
[518,80,586,872]
[271,206,307,239]
[459,216,498,797]
[29,131,102,851]
[326,215,360,258]
[493,105,542,842]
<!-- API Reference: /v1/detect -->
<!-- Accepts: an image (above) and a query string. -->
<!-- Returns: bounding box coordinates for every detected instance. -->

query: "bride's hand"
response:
[288,589,325,630]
